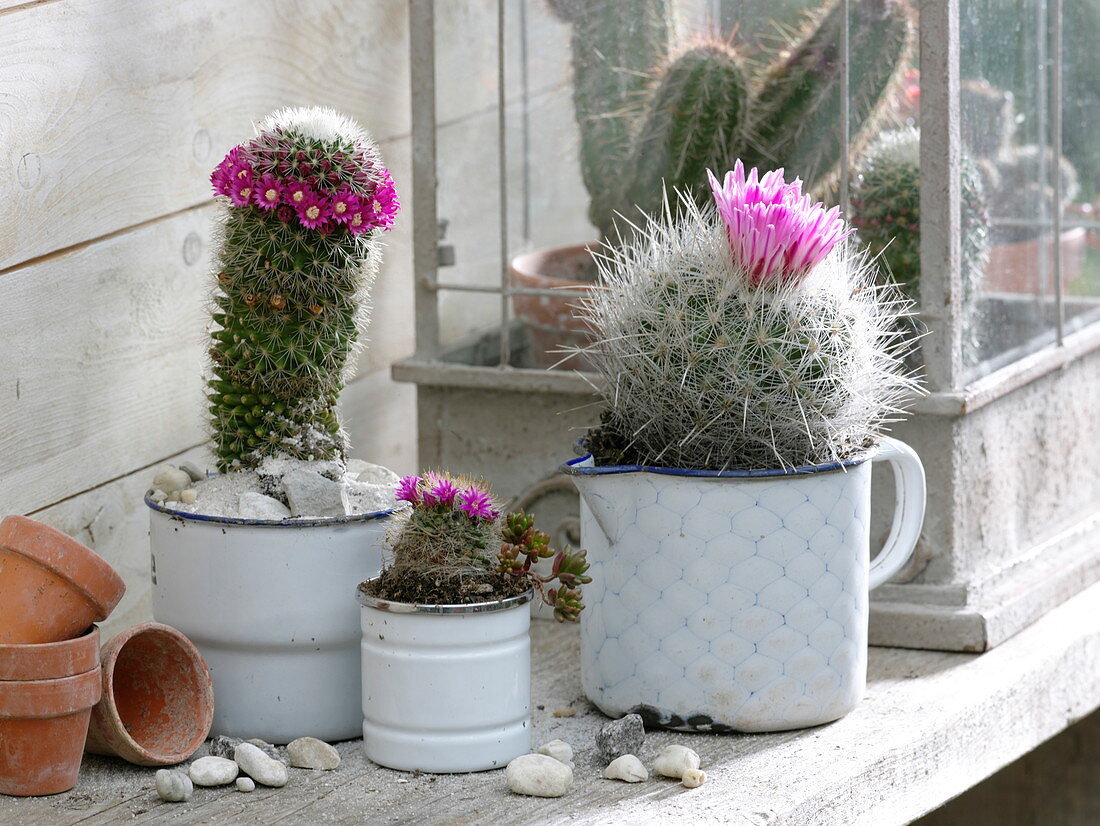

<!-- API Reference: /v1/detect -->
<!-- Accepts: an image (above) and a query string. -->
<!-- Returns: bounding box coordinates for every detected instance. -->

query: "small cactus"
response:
[207,107,399,472]
[850,128,990,304]
[374,473,590,619]
[578,163,917,471]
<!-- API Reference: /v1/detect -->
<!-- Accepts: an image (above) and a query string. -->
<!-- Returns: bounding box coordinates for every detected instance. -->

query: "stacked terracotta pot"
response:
[0,515,125,796]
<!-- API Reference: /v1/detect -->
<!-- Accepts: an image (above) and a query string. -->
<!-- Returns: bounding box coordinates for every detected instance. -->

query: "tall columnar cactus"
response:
[580,163,916,471]
[851,128,990,303]
[207,108,399,472]
[549,0,671,237]
[548,0,914,241]
[741,0,912,195]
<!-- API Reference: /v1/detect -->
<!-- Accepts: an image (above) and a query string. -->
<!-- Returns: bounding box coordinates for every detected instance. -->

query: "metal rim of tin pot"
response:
[144,492,406,528]
[356,579,534,615]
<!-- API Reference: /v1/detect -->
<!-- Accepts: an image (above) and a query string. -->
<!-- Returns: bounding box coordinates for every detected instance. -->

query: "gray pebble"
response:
[155,769,193,802]
[595,713,645,764]
[209,735,284,763]
[287,737,340,770]
[236,776,256,793]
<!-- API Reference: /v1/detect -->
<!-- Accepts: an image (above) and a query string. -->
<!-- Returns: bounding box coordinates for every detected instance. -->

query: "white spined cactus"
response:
[577,161,919,471]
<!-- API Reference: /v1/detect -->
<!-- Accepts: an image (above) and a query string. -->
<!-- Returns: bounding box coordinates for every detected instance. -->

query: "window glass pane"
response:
[959,0,1100,378]
[1061,3,1100,320]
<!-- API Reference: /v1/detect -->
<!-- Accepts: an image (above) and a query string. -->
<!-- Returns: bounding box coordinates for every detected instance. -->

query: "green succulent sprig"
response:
[498,511,592,622]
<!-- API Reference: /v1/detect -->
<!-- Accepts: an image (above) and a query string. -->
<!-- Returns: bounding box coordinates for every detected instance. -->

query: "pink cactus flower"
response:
[423,472,459,507]
[708,160,852,288]
[227,176,255,208]
[254,174,283,211]
[395,475,422,505]
[457,485,498,521]
[296,191,332,230]
[330,188,360,225]
[285,179,313,206]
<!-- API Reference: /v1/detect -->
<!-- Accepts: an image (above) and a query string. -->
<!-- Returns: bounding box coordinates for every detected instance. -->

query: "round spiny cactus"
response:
[207,107,399,471]
[579,164,917,471]
[850,128,990,304]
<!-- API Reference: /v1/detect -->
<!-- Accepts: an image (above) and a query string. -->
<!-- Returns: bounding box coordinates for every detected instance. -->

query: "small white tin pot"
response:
[148,498,397,743]
[358,583,532,773]
[562,436,925,733]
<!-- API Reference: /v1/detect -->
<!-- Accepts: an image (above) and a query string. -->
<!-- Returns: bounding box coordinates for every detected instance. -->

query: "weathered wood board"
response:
[0,0,410,270]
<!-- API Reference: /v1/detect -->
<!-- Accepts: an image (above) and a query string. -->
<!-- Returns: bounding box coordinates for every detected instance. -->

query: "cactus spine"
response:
[549,0,915,240]
[207,107,399,472]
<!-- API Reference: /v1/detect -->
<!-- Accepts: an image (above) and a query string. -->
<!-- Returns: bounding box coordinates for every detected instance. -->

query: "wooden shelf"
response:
[4,582,1098,825]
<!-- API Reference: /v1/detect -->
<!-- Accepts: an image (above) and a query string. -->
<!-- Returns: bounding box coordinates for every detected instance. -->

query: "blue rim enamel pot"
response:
[560,436,926,732]
[146,496,402,743]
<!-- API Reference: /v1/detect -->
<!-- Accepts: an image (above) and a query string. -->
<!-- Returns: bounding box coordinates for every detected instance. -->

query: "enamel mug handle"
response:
[868,436,927,590]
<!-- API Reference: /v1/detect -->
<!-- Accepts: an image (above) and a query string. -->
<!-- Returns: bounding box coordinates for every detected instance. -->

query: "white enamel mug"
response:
[562,436,925,732]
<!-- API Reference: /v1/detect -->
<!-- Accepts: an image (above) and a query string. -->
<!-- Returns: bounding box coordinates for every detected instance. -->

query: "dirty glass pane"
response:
[960,0,1100,378]
[1059,2,1100,321]
[434,0,865,369]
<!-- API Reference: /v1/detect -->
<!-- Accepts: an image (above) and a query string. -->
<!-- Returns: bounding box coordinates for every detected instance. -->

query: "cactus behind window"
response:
[851,128,990,304]
[207,108,399,472]
[579,163,917,471]
[549,0,914,241]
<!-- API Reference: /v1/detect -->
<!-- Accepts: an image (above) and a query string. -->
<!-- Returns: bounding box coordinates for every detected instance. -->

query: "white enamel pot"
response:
[561,436,925,732]
[358,583,532,773]
[148,498,398,743]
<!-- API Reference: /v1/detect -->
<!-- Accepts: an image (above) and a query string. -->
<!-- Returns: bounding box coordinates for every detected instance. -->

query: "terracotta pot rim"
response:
[509,242,601,289]
[0,516,125,622]
[0,666,102,718]
[91,622,214,765]
[0,626,100,681]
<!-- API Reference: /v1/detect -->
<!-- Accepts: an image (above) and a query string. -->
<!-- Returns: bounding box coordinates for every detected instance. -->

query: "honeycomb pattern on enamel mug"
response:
[579,463,871,732]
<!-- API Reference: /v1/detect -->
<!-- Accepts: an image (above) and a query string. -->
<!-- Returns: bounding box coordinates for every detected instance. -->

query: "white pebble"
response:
[236,776,256,793]
[150,490,168,503]
[188,756,238,787]
[287,737,340,771]
[179,461,206,483]
[603,754,648,783]
[682,768,707,788]
[155,769,193,802]
[282,468,349,518]
[346,459,400,487]
[179,488,198,505]
[235,742,289,788]
[152,465,192,495]
[237,492,291,521]
[505,753,573,798]
[652,744,701,779]
[536,739,574,769]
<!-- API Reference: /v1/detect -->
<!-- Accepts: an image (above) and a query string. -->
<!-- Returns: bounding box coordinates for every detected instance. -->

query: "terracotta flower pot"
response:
[509,243,599,369]
[0,516,125,645]
[0,665,102,796]
[0,626,100,682]
[85,622,214,766]
[985,227,1087,293]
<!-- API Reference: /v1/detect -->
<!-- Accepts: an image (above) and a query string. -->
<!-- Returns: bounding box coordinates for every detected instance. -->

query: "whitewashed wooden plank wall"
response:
[0,0,415,637]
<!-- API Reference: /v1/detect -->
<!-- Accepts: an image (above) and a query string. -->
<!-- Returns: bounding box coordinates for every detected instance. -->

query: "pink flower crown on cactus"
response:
[708,160,852,288]
[210,139,399,235]
[395,473,501,522]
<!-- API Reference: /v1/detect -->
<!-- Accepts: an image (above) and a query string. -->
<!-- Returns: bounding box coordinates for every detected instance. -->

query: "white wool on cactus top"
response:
[256,106,379,154]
